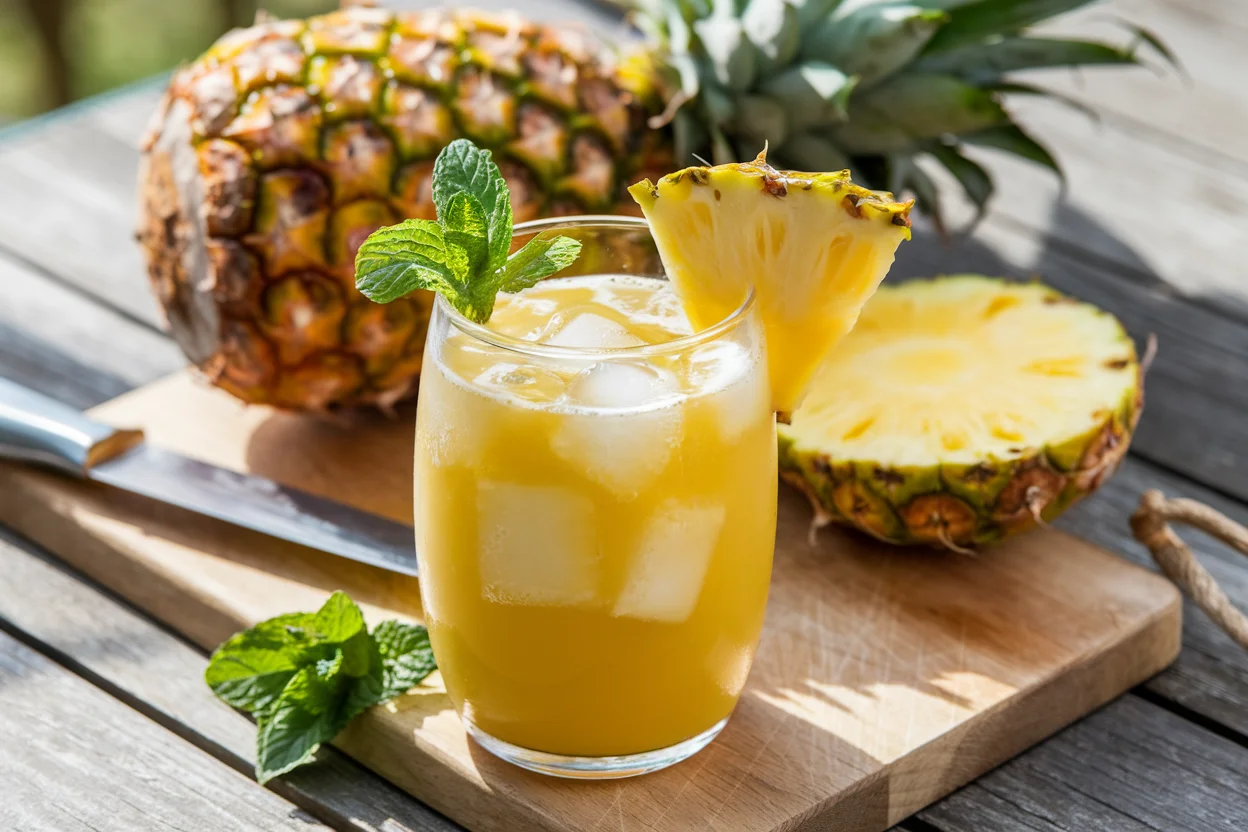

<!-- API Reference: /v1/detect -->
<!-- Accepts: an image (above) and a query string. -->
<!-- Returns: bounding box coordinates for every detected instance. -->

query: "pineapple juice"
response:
[414,273,777,759]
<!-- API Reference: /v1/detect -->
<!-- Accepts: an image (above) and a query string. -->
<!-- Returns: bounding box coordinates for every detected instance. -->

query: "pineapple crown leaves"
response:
[355,139,581,323]
[628,0,1178,230]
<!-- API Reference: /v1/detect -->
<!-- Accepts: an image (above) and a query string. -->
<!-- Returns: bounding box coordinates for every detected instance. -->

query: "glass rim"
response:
[435,215,756,360]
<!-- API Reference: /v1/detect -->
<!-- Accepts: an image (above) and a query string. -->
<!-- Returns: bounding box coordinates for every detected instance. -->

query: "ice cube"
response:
[473,362,569,404]
[551,363,683,496]
[613,502,726,623]
[683,341,767,442]
[477,481,600,606]
[545,313,645,349]
[563,361,680,411]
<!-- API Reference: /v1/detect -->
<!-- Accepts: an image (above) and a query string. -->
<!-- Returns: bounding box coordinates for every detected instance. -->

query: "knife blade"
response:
[0,376,419,576]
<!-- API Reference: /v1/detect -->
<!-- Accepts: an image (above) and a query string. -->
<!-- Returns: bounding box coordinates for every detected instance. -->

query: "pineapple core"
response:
[630,153,912,415]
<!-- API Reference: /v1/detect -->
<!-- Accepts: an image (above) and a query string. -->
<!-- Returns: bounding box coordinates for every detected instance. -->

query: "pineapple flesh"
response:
[137,5,662,410]
[779,276,1143,549]
[629,152,913,416]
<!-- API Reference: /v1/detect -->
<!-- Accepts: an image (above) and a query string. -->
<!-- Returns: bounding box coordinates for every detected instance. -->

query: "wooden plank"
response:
[0,252,181,409]
[0,529,461,832]
[896,222,1248,505]
[0,123,157,326]
[918,695,1248,832]
[0,628,331,832]
[941,94,1248,318]
[0,371,1182,832]
[1056,456,1248,740]
[1036,0,1248,169]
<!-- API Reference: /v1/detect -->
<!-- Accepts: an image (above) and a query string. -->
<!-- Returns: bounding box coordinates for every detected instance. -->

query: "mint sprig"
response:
[355,139,582,322]
[205,591,436,783]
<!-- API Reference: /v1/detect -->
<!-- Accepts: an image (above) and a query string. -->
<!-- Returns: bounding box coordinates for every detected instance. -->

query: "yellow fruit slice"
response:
[779,276,1143,549]
[628,151,912,416]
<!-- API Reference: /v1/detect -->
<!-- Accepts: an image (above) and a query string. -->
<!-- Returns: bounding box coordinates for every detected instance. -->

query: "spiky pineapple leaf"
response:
[780,132,851,171]
[961,122,1063,182]
[694,17,757,91]
[803,3,948,87]
[983,80,1101,126]
[794,0,844,27]
[927,142,994,219]
[922,0,1099,54]
[734,95,790,145]
[852,73,1007,138]
[1109,18,1184,73]
[743,0,802,72]
[914,36,1137,82]
[898,158,945,235]
[761,62,857,131]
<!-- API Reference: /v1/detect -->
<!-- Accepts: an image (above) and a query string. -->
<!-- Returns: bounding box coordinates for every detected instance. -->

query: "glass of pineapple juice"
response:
[414,216,777,778]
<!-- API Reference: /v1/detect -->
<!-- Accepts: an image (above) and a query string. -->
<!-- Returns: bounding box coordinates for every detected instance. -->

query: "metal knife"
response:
[0,376,419,576]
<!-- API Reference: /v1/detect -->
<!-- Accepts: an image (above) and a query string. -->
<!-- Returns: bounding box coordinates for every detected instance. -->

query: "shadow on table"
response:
[894,197,1162,291]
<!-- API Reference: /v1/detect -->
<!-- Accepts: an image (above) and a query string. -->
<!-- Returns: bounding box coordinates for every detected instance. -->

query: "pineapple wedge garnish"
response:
[628,150,912,416]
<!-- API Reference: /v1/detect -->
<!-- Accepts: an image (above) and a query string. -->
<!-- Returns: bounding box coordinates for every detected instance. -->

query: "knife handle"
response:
[0,376,145,476]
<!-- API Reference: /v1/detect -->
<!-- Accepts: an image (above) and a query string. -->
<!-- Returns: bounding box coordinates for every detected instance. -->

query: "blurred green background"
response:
[0,0,339,124]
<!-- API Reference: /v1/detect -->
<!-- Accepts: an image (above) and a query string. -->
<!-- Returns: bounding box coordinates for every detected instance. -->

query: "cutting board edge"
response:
[885,582,1180,828]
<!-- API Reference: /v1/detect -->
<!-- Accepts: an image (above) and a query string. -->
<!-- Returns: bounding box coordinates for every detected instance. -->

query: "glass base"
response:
[463,716,729,780]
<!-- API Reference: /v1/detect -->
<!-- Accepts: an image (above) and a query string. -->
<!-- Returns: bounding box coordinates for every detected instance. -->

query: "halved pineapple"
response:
[628,151,912,416]
[780,276,1143,549]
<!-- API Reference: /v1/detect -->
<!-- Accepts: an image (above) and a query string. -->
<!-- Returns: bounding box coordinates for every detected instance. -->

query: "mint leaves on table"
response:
[355,138,582,323]
[205,591,436,784]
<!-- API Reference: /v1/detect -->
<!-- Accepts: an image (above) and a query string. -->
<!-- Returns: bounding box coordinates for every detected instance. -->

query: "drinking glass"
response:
[413,217,777,778]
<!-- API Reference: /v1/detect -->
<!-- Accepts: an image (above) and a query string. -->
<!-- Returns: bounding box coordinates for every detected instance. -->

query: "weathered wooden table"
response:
[2,0,1247,829]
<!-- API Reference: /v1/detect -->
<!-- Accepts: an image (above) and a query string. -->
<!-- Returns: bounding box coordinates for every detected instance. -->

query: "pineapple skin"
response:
[777,278,1144,550]
[137,5,666,410]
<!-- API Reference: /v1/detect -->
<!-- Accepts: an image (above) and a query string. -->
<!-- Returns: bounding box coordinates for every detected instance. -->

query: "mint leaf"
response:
[205,612,325,716]
[343,641,387,723]
[342,620,436,721]
[355,220,468,304]
[205,647,300,716]
[355,139,581,323]
[283,653,348,715]
[442,191,490,277]
[432,138,512,271]
[373,620,437,700]
[255,700,347,784]
[206,592,439,784]
[313,591,366,642]
[499,235,584,293]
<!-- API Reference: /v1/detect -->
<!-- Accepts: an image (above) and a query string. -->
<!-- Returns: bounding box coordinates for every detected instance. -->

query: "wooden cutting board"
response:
[0,371,1181,832]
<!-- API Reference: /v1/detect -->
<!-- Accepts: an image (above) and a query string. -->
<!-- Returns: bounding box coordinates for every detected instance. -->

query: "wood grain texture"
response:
[0,372,1181,832]
[1037,0,1248,169]
[1058,456,1248,740]
[919,695,1248,832]
[0,120,157,326]
[0,628,328,832]
[0,530,462,832]
[0,251,182,409]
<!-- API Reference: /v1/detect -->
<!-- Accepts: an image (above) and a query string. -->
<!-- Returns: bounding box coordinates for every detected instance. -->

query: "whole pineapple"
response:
[138,0,1165,410]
